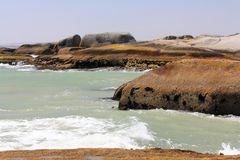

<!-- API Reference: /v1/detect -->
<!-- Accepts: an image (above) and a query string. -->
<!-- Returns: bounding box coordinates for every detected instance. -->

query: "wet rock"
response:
[80,32,136,48]
[114,59,240,116]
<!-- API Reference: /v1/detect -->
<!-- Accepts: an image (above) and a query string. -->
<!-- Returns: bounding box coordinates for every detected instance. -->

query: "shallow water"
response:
[0,63,240,155]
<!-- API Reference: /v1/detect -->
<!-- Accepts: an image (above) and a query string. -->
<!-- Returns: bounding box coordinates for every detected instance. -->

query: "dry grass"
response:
[68,43,225,59]
[0,54,32,61]
[96,44,159,52]
[137,59,240,94]
[0,148,237,160]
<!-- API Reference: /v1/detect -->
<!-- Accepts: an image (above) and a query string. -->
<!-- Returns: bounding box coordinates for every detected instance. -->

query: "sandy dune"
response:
[153,33,240,52]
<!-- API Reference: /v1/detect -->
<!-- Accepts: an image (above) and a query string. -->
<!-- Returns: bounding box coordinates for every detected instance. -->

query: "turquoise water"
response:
[0,63,240,155]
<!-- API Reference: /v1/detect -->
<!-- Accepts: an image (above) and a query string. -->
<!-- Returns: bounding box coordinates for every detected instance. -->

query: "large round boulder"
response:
[113,59,240,116]
[80,32,136,48]
[56,34,81,48]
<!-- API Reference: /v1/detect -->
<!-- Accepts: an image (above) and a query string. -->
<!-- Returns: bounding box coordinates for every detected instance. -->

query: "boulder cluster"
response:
[80,32,136,48]
[163,35,194,40]
[10,32,136,56]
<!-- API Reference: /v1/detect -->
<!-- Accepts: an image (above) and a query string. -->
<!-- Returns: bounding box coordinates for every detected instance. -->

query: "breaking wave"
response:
[219,143,240,155]
[0,116,154,151]
[0,62,35,72]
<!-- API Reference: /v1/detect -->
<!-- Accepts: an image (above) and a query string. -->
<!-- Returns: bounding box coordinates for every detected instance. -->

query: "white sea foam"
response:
[0,62,36,72]
[164,109,240,123]
[0,108,12,112]
[219,143,240,155]
[30,54,39,58]
[43,89,72,99]
[0,116,154,151]
[86,67,148,73]
[100,87,118,91]
[0,62,147,74]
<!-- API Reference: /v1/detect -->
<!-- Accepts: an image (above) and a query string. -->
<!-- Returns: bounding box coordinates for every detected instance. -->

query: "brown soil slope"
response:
[0,148,239,160]
[113,59,240,115]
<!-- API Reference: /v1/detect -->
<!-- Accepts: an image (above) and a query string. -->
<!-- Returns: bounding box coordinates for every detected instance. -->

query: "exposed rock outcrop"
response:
[163,35,194,40]
[34,40,230,70]
[2,33,240,71]
[15,43,55,55]
[113,59,240,116]
[14,35,81,55]
[178,35,194,39]
[0,47,16,54]
[80,32,136,48]
[163,36,177,40]
[55,34,81,49]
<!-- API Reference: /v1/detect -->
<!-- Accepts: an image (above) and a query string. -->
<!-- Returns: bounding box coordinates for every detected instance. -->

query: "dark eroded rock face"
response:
[113,59,240,116]
[56,35,81,49]
[80,32,136,48]
[15,43,55,55]
[0,47,16,53]
[163,35,194,40]
[163,36,177,40]
[178,35,194,39]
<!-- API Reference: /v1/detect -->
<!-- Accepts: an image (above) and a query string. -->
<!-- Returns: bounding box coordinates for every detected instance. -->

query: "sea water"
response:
[0,63,240,155]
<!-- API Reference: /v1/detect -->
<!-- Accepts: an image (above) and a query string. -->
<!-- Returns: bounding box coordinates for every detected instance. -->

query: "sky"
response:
[0,0,240,44]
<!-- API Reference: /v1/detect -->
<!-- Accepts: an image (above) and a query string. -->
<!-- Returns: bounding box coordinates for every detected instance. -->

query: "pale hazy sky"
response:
[0,0,239,44]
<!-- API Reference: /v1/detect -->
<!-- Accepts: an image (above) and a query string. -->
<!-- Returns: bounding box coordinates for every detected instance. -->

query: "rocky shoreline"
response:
[1,33,240,71]
[1,33,240,116]
[1,33,240,157]
[0,148,239,160]
[113,59,240,115]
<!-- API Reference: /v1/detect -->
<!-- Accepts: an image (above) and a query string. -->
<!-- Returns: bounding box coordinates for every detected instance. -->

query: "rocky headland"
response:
[113,59,240,115]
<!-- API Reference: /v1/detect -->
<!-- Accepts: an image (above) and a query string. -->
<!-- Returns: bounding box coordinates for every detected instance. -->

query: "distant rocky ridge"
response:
[0,32,137,66]
[1,33,240,70]
[155,33,240,52]
[1,33,240,68]
[163,35,194,40]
